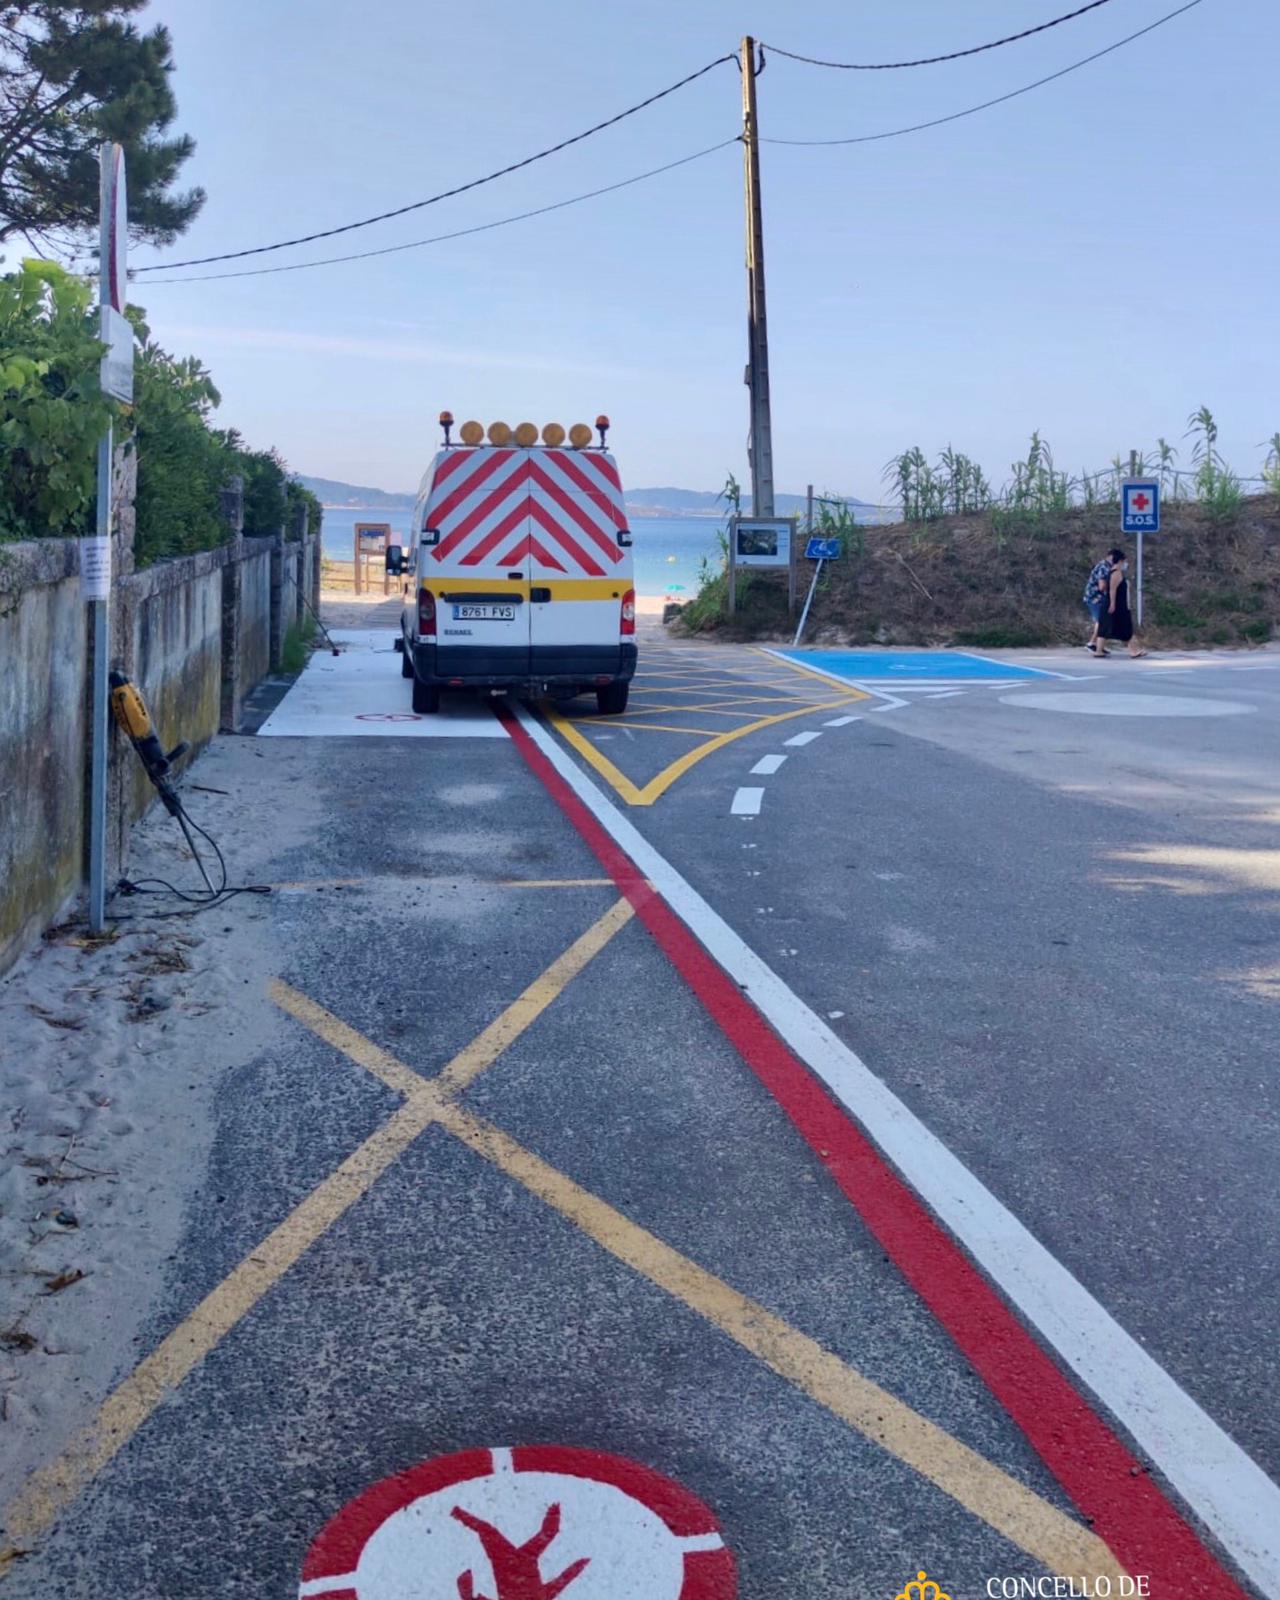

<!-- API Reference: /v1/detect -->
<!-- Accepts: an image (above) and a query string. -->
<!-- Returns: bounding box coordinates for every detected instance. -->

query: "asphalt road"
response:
[4,628,1276,1600]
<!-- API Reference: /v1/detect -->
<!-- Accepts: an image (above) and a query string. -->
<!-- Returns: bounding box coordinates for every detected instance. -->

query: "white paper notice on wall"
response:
[81,535,111,601]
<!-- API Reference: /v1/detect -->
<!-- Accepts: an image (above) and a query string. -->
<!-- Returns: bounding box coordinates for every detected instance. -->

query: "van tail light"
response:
[620,588,636,637]
[418,588,437,640]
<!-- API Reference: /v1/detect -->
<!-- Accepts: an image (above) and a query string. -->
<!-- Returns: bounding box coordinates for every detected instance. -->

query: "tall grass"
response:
[879,407,1268,531]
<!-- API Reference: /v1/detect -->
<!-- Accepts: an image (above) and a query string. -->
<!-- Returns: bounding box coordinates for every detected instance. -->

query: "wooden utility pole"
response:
[741,36,775,520]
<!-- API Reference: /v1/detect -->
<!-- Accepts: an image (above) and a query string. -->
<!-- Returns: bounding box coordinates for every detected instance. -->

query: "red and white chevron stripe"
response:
[426,448,625,577]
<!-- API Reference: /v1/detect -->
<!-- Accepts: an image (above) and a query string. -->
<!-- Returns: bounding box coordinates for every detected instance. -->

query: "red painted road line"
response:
[498,704,1252,1599]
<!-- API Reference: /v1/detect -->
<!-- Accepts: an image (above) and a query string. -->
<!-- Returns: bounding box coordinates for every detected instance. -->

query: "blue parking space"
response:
[776,648,1055,682]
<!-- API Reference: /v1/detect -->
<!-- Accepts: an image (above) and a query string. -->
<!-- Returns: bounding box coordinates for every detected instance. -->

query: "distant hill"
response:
[626,487,871,517]
[296,475,414,509]
[297,474,870,518]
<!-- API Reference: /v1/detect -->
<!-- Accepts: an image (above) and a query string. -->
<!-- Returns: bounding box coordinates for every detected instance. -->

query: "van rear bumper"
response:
[411,641,637,694]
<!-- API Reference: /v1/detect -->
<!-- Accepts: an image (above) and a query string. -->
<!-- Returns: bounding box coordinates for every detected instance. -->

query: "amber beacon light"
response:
[459,420,484,446]
[438,410,454,445]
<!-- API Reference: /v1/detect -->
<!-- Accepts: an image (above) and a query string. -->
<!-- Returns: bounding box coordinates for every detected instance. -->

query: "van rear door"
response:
[525,448,630,678]
[424,448,531,679]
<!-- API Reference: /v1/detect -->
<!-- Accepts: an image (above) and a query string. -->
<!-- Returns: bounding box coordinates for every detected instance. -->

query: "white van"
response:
[388,418,637,714]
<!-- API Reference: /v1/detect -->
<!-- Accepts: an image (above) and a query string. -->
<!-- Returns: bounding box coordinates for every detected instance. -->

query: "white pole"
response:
[1136,528,1144,629]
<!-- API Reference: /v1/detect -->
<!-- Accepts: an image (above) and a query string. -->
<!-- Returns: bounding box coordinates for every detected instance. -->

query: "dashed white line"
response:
[731,787,764,816]
[750,754,788,775]
[824,715,862,727]
[784,730,822,747]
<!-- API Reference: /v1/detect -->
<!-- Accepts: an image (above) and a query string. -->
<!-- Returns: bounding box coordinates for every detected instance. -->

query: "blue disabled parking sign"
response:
[1121,480,1160,533]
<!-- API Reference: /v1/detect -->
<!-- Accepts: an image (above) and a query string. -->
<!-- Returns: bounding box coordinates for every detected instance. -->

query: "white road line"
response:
[824,715,862,727]
[516,702,1280,1598]
[731,787,764,816]
[784,730,822,747]
[750,754,788,775]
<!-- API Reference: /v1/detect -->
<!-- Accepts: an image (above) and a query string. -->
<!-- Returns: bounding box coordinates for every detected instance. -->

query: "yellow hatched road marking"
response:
[548,692,865,805]
[575,721,725,736]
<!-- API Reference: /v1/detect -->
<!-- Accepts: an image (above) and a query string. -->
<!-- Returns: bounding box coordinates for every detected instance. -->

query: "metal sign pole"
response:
[87,148,115,933]
[1136,528,1144,628]
[86,142,131,932]
[793,558,823,648]
[87,423,112,932]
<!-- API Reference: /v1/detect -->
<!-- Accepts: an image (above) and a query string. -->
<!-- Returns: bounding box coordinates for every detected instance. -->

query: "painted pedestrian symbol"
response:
[453,1503,589,1599]
[299,1445,737,1599]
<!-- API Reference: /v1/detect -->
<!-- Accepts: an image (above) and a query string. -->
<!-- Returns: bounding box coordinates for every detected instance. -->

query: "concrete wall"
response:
[238,542,272,691]
[0,542,87,962]
[124,551,225,826]
[0,530,320,975]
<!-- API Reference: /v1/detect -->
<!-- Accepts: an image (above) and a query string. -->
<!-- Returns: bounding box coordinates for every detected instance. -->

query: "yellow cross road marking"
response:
[275,978,1126,1583]
[0,899,634,1569]
[2,889,1125,1583]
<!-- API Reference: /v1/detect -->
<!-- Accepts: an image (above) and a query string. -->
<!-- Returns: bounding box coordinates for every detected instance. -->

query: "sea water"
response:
[320,508,723,599]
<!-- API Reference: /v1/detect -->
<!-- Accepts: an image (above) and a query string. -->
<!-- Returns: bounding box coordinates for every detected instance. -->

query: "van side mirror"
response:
[385,544,405,575]
[617,527,633,548]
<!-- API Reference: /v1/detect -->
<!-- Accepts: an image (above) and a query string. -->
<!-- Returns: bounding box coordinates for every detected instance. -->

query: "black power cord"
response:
[113,794,272,919]
[132,54,736,275]
[764,0,1119,70]
[107,672,272,920]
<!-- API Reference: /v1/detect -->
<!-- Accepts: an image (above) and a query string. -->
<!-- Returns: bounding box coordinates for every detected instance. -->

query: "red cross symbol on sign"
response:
[1132,493,1150,511]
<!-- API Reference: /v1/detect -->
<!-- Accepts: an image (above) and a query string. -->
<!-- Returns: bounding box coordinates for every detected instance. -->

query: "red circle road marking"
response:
[299,1445,736,1599]
[498,703,1253,1600]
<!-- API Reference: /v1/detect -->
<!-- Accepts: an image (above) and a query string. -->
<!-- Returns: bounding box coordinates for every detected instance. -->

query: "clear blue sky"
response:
[134,0,1276,499]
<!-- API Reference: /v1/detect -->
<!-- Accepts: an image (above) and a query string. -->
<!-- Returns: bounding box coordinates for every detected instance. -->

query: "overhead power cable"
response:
[764,0,1118,70]
[765,0,1203,147]
[132,54,736,274]
[138,138,741,285]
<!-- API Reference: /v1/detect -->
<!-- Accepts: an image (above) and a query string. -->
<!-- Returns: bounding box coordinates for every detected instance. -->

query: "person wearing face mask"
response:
[1099,550,1148,658]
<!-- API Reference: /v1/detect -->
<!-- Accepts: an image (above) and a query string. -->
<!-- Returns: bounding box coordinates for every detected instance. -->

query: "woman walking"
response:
[1099,552,1147,658]
[1083,548,1124,655]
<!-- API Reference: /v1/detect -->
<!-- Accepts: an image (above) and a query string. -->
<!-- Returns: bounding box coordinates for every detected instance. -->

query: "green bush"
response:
[131,324,237,565]
[1150,594,1202,628]
[281,616,317,673]
[0,260,112,540]
[954,626,1053,648]
[2,265,322,562]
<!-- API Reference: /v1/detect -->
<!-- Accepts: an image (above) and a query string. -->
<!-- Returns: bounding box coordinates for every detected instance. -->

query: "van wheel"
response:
[401,643,414,678]
[596,681,629,715]
[412,676,440,714]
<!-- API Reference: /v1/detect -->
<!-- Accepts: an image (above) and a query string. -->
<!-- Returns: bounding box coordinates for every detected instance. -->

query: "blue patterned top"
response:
[1083,557,1113,605]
